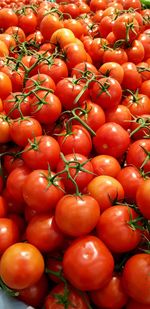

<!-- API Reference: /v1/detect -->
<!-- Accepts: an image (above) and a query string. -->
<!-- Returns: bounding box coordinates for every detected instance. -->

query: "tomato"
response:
[0,33,16,50]
[130,114,150,140]
[56,153,94,193]
[10,117,42,147]
[121,62,142,91]
[18,10,37,35]
[140,80,150,98]
[61,3,80,19]
[0,115,11,144]
[138,32,150,60]
[0,8,18,29]
[3,146,24,174]
[126,40,145,64]
[55,78,89,110]
[122,254,150,305]
[136,179,150,219]
[55,195,100,237]
[30,91,62,125]
[105,105,132,130]
[90,0,107,11]
[122,0,141,10]
[57,125,92,157]
[45,283,89,309]
[6,166,30,205]
[96,205,141,253]
[99,62,124,84]
[63,43,87,71]
[93,122,130,159]
[91,155,121,178]
[50,28,76,49]
[46,253,63,283]
[40,13,64,41]
[63,236,114,291]
[137,62,150,81]
[39,57,68,84]
[90,77,122,110]
[112,13,140,43]
[126,139,150,173]
[90,274,128,309]
[26,30,44,45]
[8,214,25,235]
[26,215,64,253]
[5,26,26,42]
[88,175,124,212]
[89,38,108,65]
[71,62,98,80]
[63,19,83,39]
[24,74,56,96]
[0,39,9,57]
[117,166,144,203]
[0,72,12,99]
[0,243,44,290]
[0,218,19,255]
[22,135,60,171]
[18,275,48,308]
[3,92,31,119]
[0,196,7,217]
[23,170,65,213]
[103,48,128,65]
[122,93,150,116]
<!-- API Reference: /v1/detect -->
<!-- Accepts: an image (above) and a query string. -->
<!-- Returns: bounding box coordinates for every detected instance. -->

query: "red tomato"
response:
[40,13,64,41]
[126,139,150,173]
[93,122,130,159]
[96,205,141,253]
[130,114,150,140]
[46,254,63,283]
[55,194,100,237]
[0,114,11,144]
[136,179,150,219]
[26,215,64,253]
[63,236,114,291]
[112,13,140,43]
[117,166,144,203]
[39,57,68,84]
[0,218,19,254]
[56,153,94,193]
[0,196,7,217]
[88,175,124,212]
[105,105,132,130]
[121,62,142,91]
[90,274,128,309]
[103,48,128,65]
[23,170,65,213]
[140,80,150,98]
[18,275,48,308]
[63,43,87,71]
[24,73,56,97]
[99,62,124,84]
[18,10,37,35]
[0,8,18,29]
[5,26,26,42]
[3,92,31,119]
[91,155,121,178]
[126,40,145,64]
[127,299,150,309]
[10,117,42,147]
[45,283,89,309]
[0,72,12,99]
[22,135,60,171]
[122,254,150,305]
[122,93,150,116]
[0,243,44,290]
[57,125,92,157]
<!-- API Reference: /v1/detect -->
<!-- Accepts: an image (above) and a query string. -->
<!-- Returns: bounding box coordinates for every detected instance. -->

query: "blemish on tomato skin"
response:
[102,144,108,149]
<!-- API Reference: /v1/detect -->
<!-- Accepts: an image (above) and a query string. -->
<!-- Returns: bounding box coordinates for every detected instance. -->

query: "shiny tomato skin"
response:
[99,62,124,84]
[0,243,45,290]
[126,139,150,173]
[45,283,89,309]
[26,215,64,253]
[63,236,114,291]
[0,72,12,99]
[105,105,132,130]
[55,195,100,237]
[90,274,128,309]
[93,122,130,159]
[117,166,144,203]
[23,170,65,213]
[122,254,150,305]
[96,205,141,253]
[22,136,60,171]
[91,155,121,178]
[0,218,19,255]
[18,275,49,308]
[136,179,150,219]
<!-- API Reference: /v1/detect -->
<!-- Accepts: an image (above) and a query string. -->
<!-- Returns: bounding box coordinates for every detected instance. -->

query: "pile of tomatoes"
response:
[0,0,149,308]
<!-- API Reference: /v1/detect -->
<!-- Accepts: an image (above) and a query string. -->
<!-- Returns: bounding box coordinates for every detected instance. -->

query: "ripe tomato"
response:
[10,117,42,147]
[103,48,128,65]
[122,254,150,305]
[93,122,130,159]
[50,28,76,49]
[26,215,64,253]
[99,62,124,84]
[63,43,87,71]
[45,284,89,309]
[121,62,142,91]
[126,139,150,173]
[24,74,56,96]
[0,115,11,143]
[18,10,37,35]
[57,125,92,157]
[5,26,26,42]
[0,72,12,99]
[0,40,9,56]
[22,135,60,171]
[18,275,48,308]
[0,242,44,290]
[55,194,100,237]
[122,93,150,116]
[0,196,7,217]
[96,205,141,253]
[63,19,83,39]
[112,13,140,43]
[39,57,68,84]
[63,236,114,291]
[23,170,65,213]
[126,40,145,64]
[88,175,124,212]
[56,153,94,193]
[127,299,150,309]
[40,13,64,41]
[3,92,31,119]
[91,155,121,178]
[136,179,150,219]
[0,8,18,29]
[105,105,132,130]
[117,166,144,203]
[90,274,128,309]
[140,80,150,98]
[0,218,19,254]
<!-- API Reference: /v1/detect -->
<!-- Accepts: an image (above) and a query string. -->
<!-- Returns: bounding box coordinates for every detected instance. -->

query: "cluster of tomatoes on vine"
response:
[0,0,149,308]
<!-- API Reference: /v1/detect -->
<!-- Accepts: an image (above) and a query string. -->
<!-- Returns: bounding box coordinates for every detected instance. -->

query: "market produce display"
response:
[0,0,149,308]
